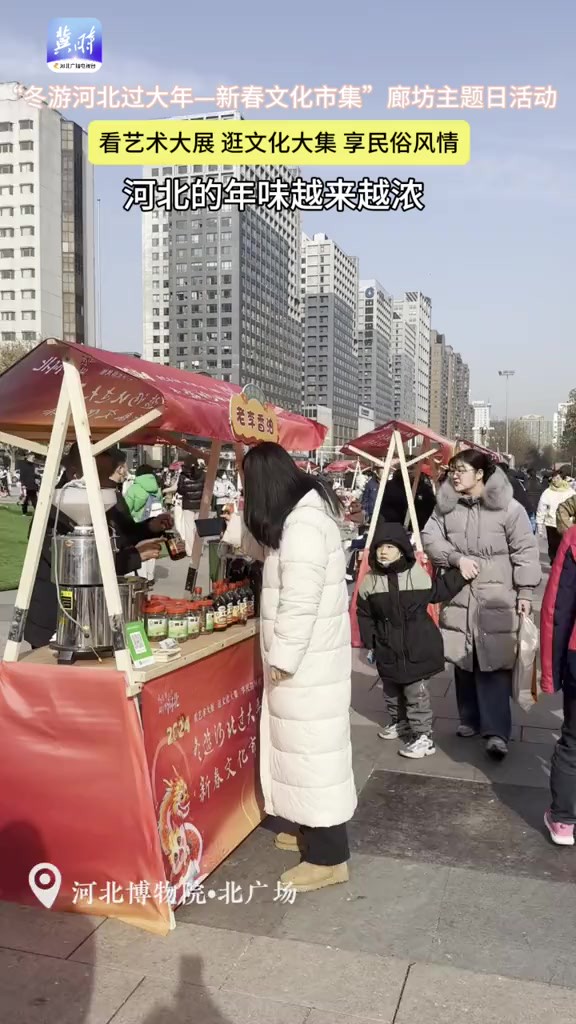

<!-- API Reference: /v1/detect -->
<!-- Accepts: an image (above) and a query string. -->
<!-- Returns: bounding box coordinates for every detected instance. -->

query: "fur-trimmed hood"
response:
[435,466,513,516]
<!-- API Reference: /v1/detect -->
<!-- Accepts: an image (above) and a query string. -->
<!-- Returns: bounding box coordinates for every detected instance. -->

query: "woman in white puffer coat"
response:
[222,442,357,893]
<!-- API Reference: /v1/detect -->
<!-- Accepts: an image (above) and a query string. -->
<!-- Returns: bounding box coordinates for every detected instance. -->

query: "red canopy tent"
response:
[324,459,366,474]
[455,439,507,465]
[342,419,454,469]
[342,420,455,647]
[0,339,326,452]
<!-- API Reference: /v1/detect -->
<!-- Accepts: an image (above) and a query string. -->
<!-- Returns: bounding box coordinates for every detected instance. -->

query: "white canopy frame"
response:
[2,353,162,696]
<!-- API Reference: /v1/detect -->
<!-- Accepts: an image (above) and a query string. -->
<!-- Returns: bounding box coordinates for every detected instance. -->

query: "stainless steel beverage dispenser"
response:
[51,485,146,663]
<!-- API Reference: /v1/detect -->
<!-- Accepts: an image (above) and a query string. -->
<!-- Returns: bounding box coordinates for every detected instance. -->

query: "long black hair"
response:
[448,448,496,482]
[242,442,341,549]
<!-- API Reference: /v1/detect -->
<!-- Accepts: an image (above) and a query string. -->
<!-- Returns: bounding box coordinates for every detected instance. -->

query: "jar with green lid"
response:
[144,600,168,641]
[186,602,200,640]
[167,600,188,643]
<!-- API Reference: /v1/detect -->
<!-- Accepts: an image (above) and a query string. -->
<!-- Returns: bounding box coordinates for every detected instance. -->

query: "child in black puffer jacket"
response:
[357,522,467,759]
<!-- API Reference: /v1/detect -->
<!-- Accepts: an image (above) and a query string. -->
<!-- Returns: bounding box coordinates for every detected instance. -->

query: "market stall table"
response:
[0,339,326,935]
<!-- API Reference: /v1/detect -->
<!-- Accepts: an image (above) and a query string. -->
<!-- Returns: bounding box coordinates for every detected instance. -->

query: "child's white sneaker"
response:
[399,734,436,759]
[378,721,410,741]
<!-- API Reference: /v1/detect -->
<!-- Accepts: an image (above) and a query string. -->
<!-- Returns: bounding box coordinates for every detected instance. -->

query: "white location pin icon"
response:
[28,863,62,909]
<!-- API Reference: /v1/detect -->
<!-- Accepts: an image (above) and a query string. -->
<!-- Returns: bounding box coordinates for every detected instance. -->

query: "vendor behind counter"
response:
[24,445,171,650]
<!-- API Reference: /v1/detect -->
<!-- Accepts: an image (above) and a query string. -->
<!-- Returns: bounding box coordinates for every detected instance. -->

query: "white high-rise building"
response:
[0,82,95,349]
[472,401,491,446]
[356,280,393,427]
[390,315,416,423]
[517,415,554,451]
[553,402,569,448]
[392,291,432,427]
[301,232,359,449]
[142,111,302,411]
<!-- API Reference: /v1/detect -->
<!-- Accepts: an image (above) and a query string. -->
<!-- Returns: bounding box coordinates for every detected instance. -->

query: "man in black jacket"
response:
[177,457,206,556]
[379,467,436,533]
[24,445,170,649]
[20,454,39,515]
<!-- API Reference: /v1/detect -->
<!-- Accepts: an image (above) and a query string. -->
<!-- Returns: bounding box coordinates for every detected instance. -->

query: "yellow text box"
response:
[88,119,470,166]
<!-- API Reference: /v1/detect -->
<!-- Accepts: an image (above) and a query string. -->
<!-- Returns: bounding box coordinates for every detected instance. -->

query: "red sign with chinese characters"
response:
[141,634,264,905]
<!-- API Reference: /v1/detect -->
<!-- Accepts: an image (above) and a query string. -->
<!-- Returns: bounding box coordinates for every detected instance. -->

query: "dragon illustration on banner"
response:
[158,770,205,899]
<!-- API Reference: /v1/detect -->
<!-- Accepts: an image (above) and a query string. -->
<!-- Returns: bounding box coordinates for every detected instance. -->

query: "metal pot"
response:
[119,576,147,622]
[52,528,102,586]
[54,576,148,658]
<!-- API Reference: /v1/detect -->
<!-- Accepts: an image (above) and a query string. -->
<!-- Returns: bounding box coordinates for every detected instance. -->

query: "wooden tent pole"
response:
[395,429,423,553]
[188,441,222,580]
[3,380,71,662]
[62,358,135,692]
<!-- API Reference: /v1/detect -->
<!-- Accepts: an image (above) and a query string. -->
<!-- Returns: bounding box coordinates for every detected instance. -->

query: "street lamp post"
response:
[498,370,515,456]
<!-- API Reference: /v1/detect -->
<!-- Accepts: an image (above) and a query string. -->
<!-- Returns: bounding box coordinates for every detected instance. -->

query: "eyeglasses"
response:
[449,466,473,476]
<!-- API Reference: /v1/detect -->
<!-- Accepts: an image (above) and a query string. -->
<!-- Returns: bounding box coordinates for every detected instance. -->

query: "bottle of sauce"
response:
[203,599,215,635]
[236,581,248,625]
[213,585,228,632]
[244,577,255,619]
[224,584,235,628]
[164,529,186,560]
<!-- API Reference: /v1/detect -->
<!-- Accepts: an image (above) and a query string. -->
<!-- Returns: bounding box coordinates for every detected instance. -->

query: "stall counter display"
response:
[0,621,264,934]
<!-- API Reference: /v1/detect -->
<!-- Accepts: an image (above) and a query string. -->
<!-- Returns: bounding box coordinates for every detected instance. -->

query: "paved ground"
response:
[2,547,576,1022]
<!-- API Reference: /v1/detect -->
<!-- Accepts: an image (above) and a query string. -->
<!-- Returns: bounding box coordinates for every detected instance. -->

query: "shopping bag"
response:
[512,614,540,711]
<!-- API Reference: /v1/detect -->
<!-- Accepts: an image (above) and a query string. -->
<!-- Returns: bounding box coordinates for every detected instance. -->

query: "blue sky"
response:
[3,0,575,417]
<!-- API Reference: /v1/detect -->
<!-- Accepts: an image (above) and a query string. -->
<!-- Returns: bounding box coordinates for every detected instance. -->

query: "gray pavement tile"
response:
[112,973,310,1024]
[396,962,576,1024]
[177,825,295,936]
[373,736,478,781]
[222,935,409,1021]
[0,901,102,958]
[433,716,521,741]
[430,716,520,741]
[349,771,570,883]
[352,753,377,794]
[511,693,563,729]
[0,947,142,1024]
[433,867,576,986]
[70,918,251,988]
[307,1014,382,1024]
[522,724,561,744]
[273,853,446,961]
[471,739,553,789]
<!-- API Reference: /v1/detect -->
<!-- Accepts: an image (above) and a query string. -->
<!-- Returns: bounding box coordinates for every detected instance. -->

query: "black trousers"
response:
[22,489,37,515]
[298,824,350,866]
[454,649,512,741]
[550,682,576,824]
[546,526,562,564]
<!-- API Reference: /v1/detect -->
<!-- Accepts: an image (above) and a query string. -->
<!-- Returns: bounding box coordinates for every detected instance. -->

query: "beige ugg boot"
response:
[280,860,349,893]
[274,831,301,852]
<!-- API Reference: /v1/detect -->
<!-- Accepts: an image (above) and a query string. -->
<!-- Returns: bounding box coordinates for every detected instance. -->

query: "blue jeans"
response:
[529,513,537,533]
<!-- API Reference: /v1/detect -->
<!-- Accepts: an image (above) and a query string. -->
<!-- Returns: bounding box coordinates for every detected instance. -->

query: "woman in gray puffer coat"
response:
[422,450,541,760]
